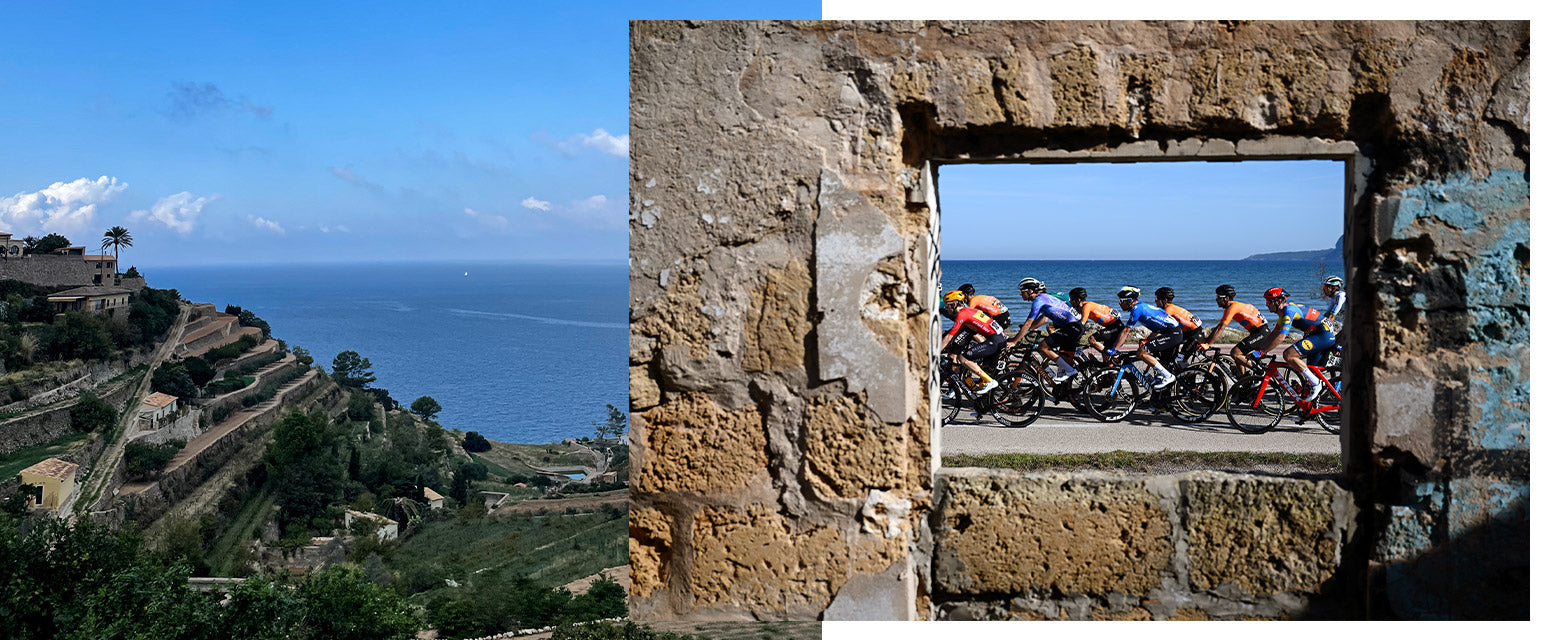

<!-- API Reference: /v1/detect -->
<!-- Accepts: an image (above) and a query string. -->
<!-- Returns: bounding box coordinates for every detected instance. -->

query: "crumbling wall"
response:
[630,20,1528,620]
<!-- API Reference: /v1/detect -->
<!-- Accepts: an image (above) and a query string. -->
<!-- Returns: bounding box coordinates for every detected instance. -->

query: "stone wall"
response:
[0,255,96,287]
[629,20,1529,620]
[0,370,142,457]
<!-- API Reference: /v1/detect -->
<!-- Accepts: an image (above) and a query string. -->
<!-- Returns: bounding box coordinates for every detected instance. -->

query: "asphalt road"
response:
[940,401,1341,456]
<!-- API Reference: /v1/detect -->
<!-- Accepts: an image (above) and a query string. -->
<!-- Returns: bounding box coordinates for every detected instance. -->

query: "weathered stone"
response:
[636,394,766,494]
[690,504,848,615]
[934,471,1171,596]
[1184,476,1351,597]
[741,257,811,374]
[629,365,661,411]
[630,507,672,598]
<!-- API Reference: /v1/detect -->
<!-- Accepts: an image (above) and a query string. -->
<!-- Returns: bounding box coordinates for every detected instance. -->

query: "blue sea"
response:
[149,261,626,444]
[942,260,1345,320]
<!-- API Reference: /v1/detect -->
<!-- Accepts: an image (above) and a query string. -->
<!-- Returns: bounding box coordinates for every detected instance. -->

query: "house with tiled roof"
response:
[17,457,79,512]
[47,285,132,320]
[142,392,179,422]
[423,486,445,510]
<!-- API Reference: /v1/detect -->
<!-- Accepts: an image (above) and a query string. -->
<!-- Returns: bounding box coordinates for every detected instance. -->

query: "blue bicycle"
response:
[1079,351,1223,423]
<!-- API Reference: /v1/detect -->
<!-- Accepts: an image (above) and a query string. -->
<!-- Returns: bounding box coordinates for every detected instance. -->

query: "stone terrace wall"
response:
[629,20,1528,620]
[0,255,95,287]
[0,371,142,457]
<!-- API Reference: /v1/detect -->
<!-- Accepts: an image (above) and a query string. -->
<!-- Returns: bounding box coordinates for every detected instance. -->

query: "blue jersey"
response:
[1275,302,1331,336]
[1025,293,1080,327]
[1126,302,1182,332]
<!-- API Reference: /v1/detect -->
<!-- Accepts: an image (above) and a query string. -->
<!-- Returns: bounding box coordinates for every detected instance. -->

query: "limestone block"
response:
[803,394,908,498]
[1184,476,1350,598]
[690,504,849,615]
[1373,375,1437,464]
[630,507,672,598]
[933,471,1171,597]
[636,394,766,494]
[629,365,661,411]
[815,170,911,424]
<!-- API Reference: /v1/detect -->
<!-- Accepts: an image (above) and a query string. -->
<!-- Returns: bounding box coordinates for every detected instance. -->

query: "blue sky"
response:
[939,160,1346,260]
[0,2,819,267]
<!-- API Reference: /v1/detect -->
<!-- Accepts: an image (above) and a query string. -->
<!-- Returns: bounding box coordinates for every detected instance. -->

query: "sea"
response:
[150,261,626,445]
[942,259,1345,321]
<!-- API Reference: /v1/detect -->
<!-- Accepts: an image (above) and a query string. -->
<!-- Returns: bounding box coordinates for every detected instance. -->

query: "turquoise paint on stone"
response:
[1448,479,1529,540]
[1470,364,1530,450]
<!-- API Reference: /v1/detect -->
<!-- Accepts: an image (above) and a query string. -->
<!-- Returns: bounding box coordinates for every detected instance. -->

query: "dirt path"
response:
[491,490,627,516]
[75,304,192,518]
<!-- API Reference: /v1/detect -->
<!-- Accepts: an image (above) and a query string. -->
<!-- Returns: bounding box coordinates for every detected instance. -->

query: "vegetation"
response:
[151,361,199,398]
[199,334,260,366]
[101,225,133,267]
[292,345,313,366]
[592,404,626,441]
[26,233,71,255]
[0,431,88,480]
[424,575,626,639]
[266,411,347,533]
[69,391,118,432]
[46,312,114,361]
[123,265,141,278]
[409,395,441,421]
[331,350,376,389]
[461,431,492,453]
[124,440,184,482]
[0,518,418,640]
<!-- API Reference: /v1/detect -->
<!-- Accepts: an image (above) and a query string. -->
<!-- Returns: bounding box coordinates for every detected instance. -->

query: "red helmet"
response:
[1264,287,1287,301]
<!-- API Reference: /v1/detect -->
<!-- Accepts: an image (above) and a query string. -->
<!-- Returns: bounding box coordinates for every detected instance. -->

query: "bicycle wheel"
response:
[1169,366,1224,423]
[939,372,964,425]
[1081,367,1138,422]
[990,370,1045,427]
[1313,366,1342,434]
[1226,376,1285,434]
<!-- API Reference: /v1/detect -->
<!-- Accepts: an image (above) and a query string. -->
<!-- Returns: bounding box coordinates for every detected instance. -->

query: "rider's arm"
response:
[1327,292,1345,317]
[1252,316,1292,358]
[1009,315,1046,346]
[1108,327,1130,355]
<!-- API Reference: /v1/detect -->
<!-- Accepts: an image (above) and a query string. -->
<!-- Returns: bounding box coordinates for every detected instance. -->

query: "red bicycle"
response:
[1225,355,1342,434]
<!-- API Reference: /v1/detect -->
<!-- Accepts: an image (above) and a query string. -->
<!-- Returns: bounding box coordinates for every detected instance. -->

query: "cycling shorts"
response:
[1090,320,1124,348]
[1291,330,1337,365]
[1182,326,1205,348]
[992,311,1011,330]
[959,334,1007,364]
[1142,327,1184,358]
[1044,323,1083,352]
[1235,323,1276,354]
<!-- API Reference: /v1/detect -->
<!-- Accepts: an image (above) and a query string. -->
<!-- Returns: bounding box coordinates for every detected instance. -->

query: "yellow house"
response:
[18,457,79,512]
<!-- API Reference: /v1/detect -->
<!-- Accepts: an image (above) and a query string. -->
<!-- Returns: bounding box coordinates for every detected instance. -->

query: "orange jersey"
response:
[1163,303,1201,330]
[1075,300,1119,325]
[1218,300,1267,330]
[968,294,1007,317]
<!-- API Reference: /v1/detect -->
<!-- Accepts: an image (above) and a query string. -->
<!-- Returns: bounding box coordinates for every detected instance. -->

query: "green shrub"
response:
[69,391,118,433]
[461,431,491,453]
[124,440,184,482]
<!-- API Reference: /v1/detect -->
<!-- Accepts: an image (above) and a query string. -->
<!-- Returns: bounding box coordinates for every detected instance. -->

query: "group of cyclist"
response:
[942,275,1346,402]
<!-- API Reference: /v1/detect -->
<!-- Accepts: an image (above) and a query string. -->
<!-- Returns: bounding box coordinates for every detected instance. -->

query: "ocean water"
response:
[149,261,626,444]
[942,259,1346,321]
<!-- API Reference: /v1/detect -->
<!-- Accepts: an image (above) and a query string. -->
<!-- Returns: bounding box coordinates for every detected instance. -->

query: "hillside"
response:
[1244,234,1344,261]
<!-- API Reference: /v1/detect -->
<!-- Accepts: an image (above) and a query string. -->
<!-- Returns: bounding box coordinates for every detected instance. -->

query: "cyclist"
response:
[1108,286,1183,389]
[1323,276,1347,336]
[1199,284,1274,374]
[1070,287,1125,355]
[941,290,1006,394]
[1006,278,1083,382]
[1154,287,1204,359]
[961,283,1012,329]
[1252,287,1337,400]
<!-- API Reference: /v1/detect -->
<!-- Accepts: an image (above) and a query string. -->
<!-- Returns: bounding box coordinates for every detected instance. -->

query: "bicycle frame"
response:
[1245,360,1341,419]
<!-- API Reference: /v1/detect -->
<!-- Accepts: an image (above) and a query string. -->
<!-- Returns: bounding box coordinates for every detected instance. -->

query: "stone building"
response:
[629,21,1528,621]
[47,285,133,319]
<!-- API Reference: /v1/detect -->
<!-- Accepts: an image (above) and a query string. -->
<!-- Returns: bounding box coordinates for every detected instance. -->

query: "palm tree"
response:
[100,226,133,274]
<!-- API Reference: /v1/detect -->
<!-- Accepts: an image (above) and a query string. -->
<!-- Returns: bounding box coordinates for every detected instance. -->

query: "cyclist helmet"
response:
[1324,276,1344,290]
[1215,284,1236,299]
[1117,286,1141,301]
[1018,278,1045,294]
[944,290,966,304]
[1154,286,1175,303]
[1068,287,1088,302]
[1264,287,1287,301]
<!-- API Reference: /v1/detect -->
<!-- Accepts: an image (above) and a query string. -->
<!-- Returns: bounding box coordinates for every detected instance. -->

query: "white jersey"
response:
[1324,290,1346,318]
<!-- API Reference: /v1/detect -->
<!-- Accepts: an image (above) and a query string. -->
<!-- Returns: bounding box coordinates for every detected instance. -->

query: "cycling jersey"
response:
[1274,302,1331,336]
[969,294,1008,317]
[1075,300,1121,326]
[1126,302,1181,332]
[946,306,1002,339]
[1218,301,1267,330]
[1025,293,1080,327]
[1162,303,1201,331]
[1325,290,1346,318]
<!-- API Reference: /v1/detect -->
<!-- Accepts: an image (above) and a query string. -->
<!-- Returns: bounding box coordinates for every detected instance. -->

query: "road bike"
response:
[938,354,1043,427]
[1001,336,1105,416]
[1225,355,1343,434]
[1079,349,1224,423]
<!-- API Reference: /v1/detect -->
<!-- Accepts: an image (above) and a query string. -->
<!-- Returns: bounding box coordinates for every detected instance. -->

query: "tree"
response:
[47,312,115,361]
[291,345,314,366]
[266,411,346,527]
[30,233,72,255]
[184,357,216,387]
[592,404,627,441]
[69,391,118,432]
[124,265,141,278]
[100,226,133,271]
[410,396,442,421]
[461,431,491,453]
[331,350,375,388]
[151,362,199,398]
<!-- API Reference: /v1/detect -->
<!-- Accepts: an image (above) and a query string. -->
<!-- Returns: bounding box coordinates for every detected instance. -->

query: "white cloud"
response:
[336,225,350,233]
[555,194,624,231]
[464,207,508,229]
[249,216,284,234]
[579,128,628,158]
[521,197,552,211]
[574,194,609,210]
[1,176,128,235]
[129,191,211,236]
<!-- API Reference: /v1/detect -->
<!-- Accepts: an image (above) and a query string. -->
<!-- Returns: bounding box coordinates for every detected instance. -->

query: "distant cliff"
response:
[1244,235,1344,261]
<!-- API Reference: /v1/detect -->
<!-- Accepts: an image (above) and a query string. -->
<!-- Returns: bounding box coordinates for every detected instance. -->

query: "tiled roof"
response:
[143,392,179,407]
[47,286,132,299]
[20,458,79,481]
[424,487,445,501]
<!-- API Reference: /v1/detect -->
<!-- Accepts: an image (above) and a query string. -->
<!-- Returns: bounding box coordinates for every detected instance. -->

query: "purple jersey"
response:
[1025,293,1080,327]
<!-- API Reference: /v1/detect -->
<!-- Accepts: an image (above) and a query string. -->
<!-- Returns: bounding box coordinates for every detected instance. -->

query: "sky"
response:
[0,1,820,267]
[939,160,1346,260]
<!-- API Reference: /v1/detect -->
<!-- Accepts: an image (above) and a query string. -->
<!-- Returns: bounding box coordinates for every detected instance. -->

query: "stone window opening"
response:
[921,142,1368,478]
